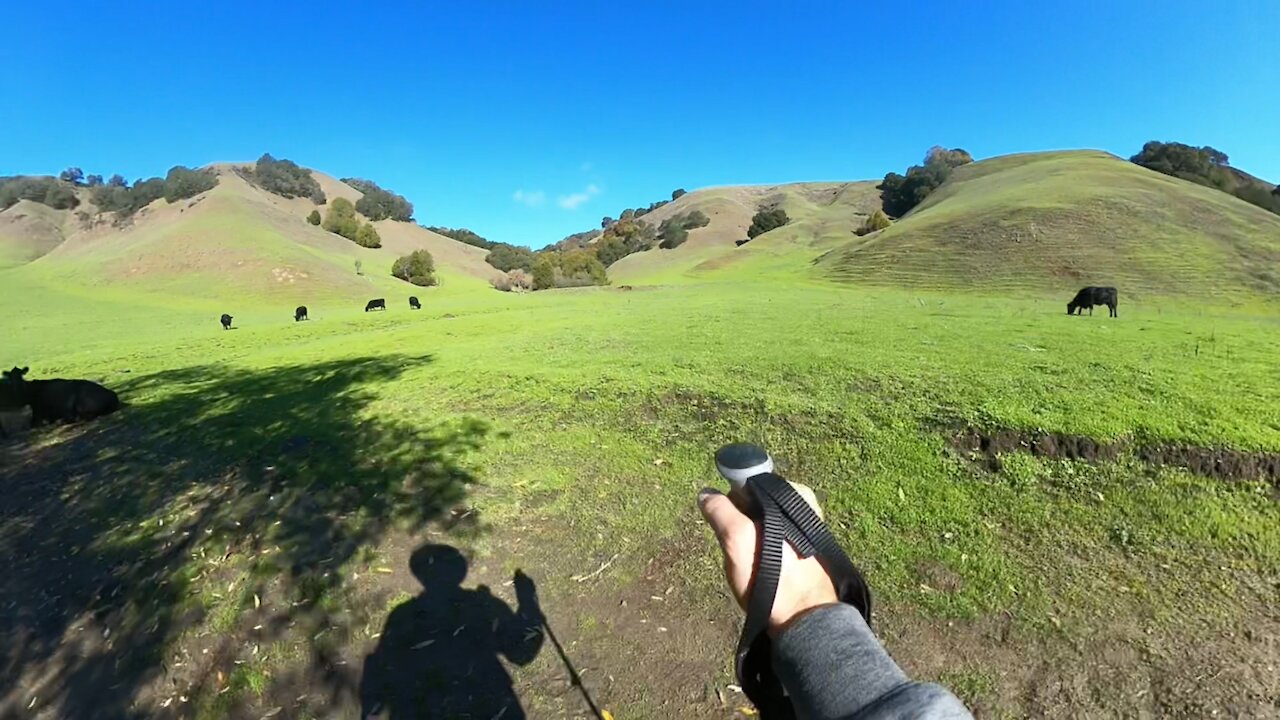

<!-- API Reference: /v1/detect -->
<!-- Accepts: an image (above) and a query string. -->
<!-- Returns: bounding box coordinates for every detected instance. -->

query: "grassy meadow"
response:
[3,265,1278,717]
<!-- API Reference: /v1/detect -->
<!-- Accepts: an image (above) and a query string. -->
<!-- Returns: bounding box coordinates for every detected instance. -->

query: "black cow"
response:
[295,305,309,322]
[365,298,387,312]
[2,366,120,425]
[221,313,233,329]
[1067,286,1118,317]
[409,296,421,310]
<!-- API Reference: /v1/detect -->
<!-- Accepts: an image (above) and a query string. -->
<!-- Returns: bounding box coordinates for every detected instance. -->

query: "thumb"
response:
[698,487,753,549]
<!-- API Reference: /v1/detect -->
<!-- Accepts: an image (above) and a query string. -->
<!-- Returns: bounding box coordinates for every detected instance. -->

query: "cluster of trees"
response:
[391,249,437,286]
[1131,141,1280,216]
[854,209,893,236]
[244,154,326,204]
[878,146,973,218]
[322,198,381,247]
[0,176,80,211]
[747,207,790,239]
[428,226,495,250]
[2,165,218,215]
[486,243,537,272]
[657,209,711,249]
[342,178,414,221]
[531,249,607,290]
[91,166,217,216]
[593,219,656,266]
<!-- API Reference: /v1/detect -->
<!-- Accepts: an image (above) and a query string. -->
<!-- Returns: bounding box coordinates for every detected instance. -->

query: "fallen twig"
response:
[572,553,620,583]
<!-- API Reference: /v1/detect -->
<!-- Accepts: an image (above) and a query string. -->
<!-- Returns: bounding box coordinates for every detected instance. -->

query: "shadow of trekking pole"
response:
[542,614,605,720]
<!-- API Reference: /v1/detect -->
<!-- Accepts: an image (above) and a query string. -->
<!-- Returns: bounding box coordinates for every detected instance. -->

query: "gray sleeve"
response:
[771,604,973,720]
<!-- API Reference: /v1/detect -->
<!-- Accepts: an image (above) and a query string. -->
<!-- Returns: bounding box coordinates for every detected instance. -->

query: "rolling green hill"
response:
[607,151,1280,307]
[820,151,1280,302]
[608,180,881,284]
[0,165,501,309]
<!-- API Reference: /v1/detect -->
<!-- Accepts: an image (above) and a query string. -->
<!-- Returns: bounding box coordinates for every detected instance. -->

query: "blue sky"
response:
[2,2,1276,247]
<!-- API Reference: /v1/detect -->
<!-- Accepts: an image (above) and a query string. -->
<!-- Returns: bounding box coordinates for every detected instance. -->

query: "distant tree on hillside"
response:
[427,226,494,249]
[343,178,414,221]
[672,188,687,200]
[485,243,536,272]
[0,177,81,211]
[162,166,217,203]
[323,197,361,240]
[85,174,104,187]
[657,209,711,249]
[392,249,436,286]
[354,258,364,275]
[594,219,655,266]
[59,168,84,185]
[854,209,892,236]
[1131,141,1280,216]
[248,154,326,204]
[108,174,128,188]
[355,222,381,248]
[307,209,322,225]
[601,216,614,228]
[747,207,789,239]
[531,254,556,290]
[878,146,973,218]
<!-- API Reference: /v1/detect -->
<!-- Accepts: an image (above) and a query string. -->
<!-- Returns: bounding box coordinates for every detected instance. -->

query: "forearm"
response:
[772,604,972,720]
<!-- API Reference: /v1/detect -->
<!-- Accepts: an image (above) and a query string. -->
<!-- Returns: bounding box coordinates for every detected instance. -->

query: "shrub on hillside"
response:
[392,250,436,286]
[0,177,81,211]
[59,168,85,185]
[355,222,382,248]
[307,209,322,225]
[428,226,494,249]
[854,209,892,236]
[878,146,972,218]
[672,188,687,200]
[86,174,104,187]
[657,209,711,249]
[491,268,533,292]
[486,243,536,272]
[249,154,326,204]
[343,178,414,221]
[323,197,360,239]
[747,207,789,239]
[163,166,218,203]
[526,249,607,290]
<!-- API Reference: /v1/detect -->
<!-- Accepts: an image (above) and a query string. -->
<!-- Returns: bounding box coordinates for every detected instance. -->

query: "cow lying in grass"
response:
[1,366,120,425]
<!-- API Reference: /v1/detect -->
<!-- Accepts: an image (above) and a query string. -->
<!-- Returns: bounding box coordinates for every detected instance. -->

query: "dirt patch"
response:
[950,427,1280,487]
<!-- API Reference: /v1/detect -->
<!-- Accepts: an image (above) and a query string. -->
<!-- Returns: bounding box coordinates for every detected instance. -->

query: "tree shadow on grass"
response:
[0,354,490,719]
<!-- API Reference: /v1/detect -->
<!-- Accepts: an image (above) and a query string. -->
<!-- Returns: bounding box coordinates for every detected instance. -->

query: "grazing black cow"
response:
[365,298,387,312]
[2,366,120,425]
[295,305,309,322]
[221,313,233,329]
[409,296,421,310]
[1067,286,1118,317]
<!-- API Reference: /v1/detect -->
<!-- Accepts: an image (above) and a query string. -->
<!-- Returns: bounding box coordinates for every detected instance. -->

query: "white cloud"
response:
[557,183,601,210]
[512,189,546,208]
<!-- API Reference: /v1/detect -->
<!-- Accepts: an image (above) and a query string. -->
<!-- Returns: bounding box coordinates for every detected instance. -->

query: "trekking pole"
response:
[541,614,605,720]
[713,442,873,719]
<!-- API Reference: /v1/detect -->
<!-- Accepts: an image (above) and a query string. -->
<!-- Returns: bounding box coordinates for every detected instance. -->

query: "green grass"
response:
[3,152,1279,716]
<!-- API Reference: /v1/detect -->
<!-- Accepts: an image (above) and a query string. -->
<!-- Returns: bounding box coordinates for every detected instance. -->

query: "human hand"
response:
[698,485,838,635]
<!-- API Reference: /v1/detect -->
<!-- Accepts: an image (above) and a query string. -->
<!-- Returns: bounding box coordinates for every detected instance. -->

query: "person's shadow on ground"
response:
[361,544,545,719]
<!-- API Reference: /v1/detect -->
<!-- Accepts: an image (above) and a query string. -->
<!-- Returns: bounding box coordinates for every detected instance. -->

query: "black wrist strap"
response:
[735,473,873,719]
